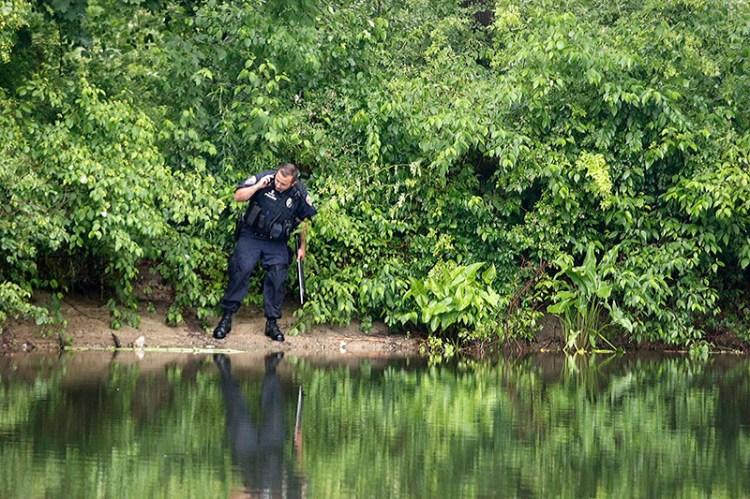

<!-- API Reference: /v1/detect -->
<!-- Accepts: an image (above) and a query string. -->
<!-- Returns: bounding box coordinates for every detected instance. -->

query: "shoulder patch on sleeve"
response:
[246,175,258,185]
[306,194,313,206]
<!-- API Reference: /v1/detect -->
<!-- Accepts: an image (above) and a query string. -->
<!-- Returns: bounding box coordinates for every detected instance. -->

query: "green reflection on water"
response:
[1,355,229,498]
[2,353,750,498]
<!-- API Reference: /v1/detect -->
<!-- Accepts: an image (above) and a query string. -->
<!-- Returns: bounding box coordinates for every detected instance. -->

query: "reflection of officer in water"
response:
[213,162,318,341]
[214,353,305,497]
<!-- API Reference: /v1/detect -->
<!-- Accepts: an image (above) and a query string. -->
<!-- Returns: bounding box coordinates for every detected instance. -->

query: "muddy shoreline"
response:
[4,294,749,358]
[2,294,423,359]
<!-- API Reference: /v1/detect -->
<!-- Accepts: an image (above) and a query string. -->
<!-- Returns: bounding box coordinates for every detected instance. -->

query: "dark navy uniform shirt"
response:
[238,169,317,241]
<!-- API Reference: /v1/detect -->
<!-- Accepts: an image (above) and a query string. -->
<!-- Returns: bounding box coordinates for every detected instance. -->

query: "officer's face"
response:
[273,171,295,192]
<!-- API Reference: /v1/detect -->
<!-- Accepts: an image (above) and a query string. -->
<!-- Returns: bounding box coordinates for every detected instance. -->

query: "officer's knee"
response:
[266,264,289,282]
[230,255,257,277]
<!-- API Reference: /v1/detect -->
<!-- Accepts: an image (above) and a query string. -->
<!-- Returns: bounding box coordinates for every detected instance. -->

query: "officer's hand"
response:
[261,174,274,187]
[297,247,306,261]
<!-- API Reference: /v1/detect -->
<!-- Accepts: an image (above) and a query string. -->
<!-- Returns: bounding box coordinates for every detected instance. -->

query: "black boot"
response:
[265,318,285,342]
[213,312,233,339]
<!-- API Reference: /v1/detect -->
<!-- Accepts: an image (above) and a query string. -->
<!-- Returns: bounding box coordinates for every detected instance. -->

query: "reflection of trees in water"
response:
[503,355,750,496]
[215,353,305,497]
[8,355,218,450]
[714,360,750,461]
[4,355,750,497]
[0,354,231,497]
[292,356,750,497]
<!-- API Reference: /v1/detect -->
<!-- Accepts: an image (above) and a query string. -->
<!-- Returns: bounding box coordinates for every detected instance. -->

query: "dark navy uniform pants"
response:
[219,227,289,319]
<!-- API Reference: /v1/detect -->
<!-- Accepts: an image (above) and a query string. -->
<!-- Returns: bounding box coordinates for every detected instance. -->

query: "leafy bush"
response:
[2,0,750,352]
[0,282,49,334]
[399,261,501,338]
[547,246,627,353]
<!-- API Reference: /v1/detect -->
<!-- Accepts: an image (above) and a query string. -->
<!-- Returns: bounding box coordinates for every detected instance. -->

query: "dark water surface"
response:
[2,351,750,498]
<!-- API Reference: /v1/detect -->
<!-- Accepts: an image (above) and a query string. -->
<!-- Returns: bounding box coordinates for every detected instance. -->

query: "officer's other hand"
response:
[297,247,306,261]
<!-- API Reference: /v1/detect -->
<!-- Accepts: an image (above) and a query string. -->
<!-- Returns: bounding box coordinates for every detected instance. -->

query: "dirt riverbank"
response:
[4,293,749,358]
[1,294,423,359]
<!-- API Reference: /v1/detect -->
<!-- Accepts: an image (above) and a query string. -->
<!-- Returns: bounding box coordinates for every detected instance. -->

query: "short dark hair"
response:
[277,162,298,179]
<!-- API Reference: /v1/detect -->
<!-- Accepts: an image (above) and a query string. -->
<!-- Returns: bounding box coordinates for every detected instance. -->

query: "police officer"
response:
[213,163,317,341]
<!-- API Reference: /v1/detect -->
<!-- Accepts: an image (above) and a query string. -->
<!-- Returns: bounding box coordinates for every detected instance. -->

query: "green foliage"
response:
[0,0,30,62]
[0,282,50,332]
[2,0,750,349]
[400,261,501,338]
[547,245,626,353]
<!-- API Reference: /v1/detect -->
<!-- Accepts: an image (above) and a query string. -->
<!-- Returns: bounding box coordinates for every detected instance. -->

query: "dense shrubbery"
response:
[1,0,749,351]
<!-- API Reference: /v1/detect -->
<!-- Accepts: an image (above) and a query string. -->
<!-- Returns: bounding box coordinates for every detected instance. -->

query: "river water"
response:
[1,351,750,498]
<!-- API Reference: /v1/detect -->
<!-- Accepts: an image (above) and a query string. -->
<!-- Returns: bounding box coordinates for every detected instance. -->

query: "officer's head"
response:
[273,163,298,192]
